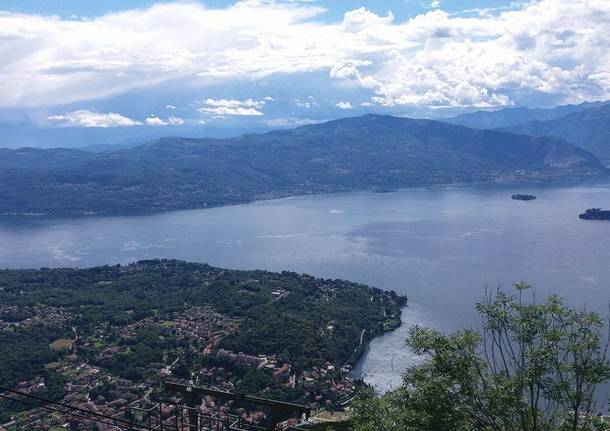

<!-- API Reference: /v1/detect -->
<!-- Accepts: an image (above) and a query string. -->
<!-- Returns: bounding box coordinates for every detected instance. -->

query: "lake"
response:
[2,180,610,392]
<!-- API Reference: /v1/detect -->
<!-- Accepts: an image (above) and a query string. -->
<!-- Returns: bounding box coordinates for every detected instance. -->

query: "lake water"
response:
[2,180,610,392]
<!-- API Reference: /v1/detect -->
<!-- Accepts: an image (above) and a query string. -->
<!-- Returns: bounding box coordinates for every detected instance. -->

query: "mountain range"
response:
[448,102,610,162]
[446,101,609,130]
[0,114,605,217]
[500,104,610,161]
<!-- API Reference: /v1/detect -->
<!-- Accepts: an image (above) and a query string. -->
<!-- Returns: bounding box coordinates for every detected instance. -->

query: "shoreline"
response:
[2,174,609,222]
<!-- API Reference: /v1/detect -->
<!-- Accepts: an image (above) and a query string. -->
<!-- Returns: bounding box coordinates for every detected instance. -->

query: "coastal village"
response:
[0,302,362,430]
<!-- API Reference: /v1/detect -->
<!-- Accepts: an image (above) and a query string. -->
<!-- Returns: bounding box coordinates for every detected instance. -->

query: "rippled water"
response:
[2,180,610,392]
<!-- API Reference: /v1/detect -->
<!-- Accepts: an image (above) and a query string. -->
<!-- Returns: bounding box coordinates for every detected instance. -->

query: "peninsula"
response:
[0,260,405,429]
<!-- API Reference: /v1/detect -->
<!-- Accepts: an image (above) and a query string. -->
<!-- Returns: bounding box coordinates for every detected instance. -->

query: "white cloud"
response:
[2,0,610,110]
[342,7,394,32]
[47,110,140,127]
[48,110,185,127]
[168,116,184,125]
[198,98,267,116]
[145,115,185,125]
[335,101,353,109]
[202,98,265,109]
[294,97,319,109]
[165,104,177,109]
[145,116,168,126]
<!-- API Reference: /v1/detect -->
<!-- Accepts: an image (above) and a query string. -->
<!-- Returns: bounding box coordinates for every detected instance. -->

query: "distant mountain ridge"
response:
[445,101,609,129]
[0,114,605,216]
[500,104,610,161]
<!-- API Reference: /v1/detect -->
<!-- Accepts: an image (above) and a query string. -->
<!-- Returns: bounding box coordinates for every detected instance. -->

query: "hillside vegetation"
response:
[350,285,610,431]
[0,115,605,216]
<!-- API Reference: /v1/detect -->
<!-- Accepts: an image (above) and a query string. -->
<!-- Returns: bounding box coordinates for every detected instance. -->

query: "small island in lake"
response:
[579,208,610,220]
[511,194,537,201]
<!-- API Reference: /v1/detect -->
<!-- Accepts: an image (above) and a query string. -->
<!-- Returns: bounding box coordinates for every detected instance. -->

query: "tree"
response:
[352,284,610,431]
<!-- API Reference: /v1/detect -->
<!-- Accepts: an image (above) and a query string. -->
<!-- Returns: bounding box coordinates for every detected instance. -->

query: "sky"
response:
[1,0,609,145]
[0,0,515,22]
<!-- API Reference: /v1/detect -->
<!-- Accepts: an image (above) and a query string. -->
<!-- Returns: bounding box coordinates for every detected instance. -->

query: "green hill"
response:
[0,115,605,216]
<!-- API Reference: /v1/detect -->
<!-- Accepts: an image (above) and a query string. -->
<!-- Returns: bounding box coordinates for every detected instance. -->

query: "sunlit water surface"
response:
[2,180,610,392]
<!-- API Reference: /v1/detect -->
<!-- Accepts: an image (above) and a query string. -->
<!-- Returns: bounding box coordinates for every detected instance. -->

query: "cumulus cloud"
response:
[342,1,610,108]
[168,116,184,125]
[2,0,610,110]
[47,110,140,127]
[145,116,168,126]
[342,7,395,32]
[145,115,185,125]
[198,98,267,116]
[335,101,353,109]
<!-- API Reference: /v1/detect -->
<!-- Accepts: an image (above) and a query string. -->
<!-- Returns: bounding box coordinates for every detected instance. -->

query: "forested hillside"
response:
[0,114,605,216]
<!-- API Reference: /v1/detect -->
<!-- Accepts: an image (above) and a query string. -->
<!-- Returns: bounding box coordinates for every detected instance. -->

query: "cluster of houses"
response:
[0,305,72,329]
[2,302,359,430]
